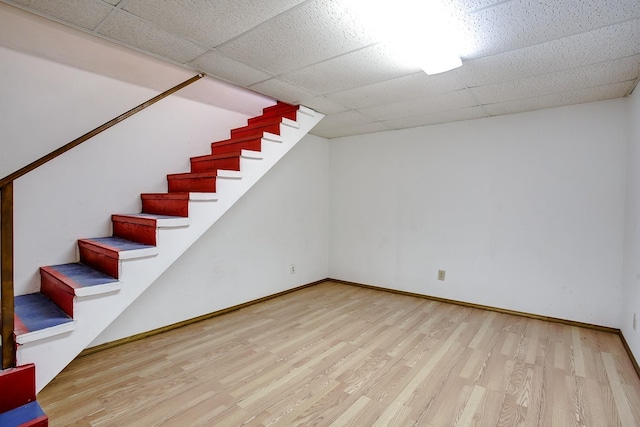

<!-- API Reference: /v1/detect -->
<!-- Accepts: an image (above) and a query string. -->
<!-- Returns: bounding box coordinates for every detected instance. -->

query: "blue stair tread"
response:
[15,293,73,333]
[0,401,47,426]
[83,236,155,251]
[45,263,118,288]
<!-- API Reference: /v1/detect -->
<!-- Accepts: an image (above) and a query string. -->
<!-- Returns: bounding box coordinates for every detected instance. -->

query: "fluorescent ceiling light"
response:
[345,0,463,75]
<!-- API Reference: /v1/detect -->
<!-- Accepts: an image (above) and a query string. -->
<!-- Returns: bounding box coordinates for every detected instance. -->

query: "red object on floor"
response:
[0,364,36,414]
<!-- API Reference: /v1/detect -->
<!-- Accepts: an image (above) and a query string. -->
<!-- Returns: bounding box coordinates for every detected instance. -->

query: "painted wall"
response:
[623,89,640,359]
[93,134,330,344]
[329,100,628,328]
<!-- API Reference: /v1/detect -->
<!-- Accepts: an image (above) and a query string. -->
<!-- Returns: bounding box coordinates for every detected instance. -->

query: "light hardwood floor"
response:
[39,281,640,426]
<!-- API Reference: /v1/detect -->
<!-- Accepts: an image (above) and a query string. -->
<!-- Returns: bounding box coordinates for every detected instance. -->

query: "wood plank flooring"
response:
[38,281,640,426]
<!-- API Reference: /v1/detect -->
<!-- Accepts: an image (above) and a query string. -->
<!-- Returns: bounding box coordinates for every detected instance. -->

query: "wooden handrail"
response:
[0,73,204,188]
[0,73,204,369]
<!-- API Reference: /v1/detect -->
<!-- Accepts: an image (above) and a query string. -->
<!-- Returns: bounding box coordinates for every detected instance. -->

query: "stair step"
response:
[167,171,218,193]
[212,136,262,154]
[78,237,158,279]
[230,117,298,140]
[190,151,241,173]
[140,193,218,217]
[0,364,35,414]
[14,294,74,345]
[40,263,121,317]
[167,170,242,193]
[211,133,283,155]
[20,100,321,392]
[191,150,263,173]
[261,101,298,117]
[248,108,297,126]
[141,193,189,217]
[0,401,48,426]
[112,213,189,246]
[231,122,281,139]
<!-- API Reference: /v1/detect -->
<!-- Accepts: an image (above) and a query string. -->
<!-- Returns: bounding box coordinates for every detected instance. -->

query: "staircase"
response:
[0,102,322,423]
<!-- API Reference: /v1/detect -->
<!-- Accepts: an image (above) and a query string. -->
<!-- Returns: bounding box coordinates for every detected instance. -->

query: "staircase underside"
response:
[1,102,323,397]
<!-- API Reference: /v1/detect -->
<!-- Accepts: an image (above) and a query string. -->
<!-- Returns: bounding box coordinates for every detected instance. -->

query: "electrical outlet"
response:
[634,313,637,331]
[438,270,446,281]
[290,264,296,275]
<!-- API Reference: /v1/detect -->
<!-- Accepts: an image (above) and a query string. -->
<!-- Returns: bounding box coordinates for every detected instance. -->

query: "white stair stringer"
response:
[18,105,324,392]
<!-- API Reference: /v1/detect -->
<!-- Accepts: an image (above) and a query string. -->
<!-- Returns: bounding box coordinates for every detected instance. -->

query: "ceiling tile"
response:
[483,81,635,116]
[463,18,640,87]
[471,55,640,104]
[458,0,640,58]
[217,0,377,75]
[327,68,468,110]
[453,0,506,13]
[382,106,488,129]
[188,50,272,86]
[249,78,318,103]
[98,10,208,64]
[122,0,305,48]
[359,89,479,121]
[311,110,374,132]
[297,96,348,115]
[312,121,393,139]
[5,0,640,139]
[9,0,112,30]
[281,44,420,95]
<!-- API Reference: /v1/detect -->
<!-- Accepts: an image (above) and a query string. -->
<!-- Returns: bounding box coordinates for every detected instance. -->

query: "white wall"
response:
[329,100,628,327]
[93,134,330,344]
[623,89,640,358]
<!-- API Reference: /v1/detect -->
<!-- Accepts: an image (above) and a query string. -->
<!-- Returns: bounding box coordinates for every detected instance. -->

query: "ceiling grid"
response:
[2,0,638,138]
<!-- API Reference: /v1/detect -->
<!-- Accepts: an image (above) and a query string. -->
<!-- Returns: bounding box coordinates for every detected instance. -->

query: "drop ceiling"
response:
[2,0,639,139]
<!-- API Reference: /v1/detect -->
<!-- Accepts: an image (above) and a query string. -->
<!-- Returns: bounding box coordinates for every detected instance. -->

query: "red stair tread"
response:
[167,171,218,193]
[262,101,297,115]
[112,213,188,245]
[250,108,297,124]
[40,263,119,316]
[191,151,242,161]
[141,193,190,217]
[231,121,281,139]
[112,214,157,245]
[78,237,156,278]
[212,132,266,145]
[212,137,262,154]
[190,151,242,173]
[167,171,220,179]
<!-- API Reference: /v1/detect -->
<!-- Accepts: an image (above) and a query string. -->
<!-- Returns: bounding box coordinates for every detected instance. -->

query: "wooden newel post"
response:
[1,181,16,369]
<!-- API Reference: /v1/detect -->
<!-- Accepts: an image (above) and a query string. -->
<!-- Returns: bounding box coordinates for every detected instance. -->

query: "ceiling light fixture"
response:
[345,0,463,75]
